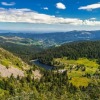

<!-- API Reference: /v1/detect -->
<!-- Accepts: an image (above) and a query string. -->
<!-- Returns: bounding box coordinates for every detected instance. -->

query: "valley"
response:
[32,57,100,88]
[0,32,100,100]
[0,0,100,99]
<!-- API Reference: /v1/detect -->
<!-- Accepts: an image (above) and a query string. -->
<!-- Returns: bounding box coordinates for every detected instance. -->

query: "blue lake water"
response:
[33,60,54,70]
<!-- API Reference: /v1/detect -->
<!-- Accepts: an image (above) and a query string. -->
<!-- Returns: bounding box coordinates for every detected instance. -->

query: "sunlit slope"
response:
[0,48,29,77]
[54,57,100,87]
[0,48,29,69]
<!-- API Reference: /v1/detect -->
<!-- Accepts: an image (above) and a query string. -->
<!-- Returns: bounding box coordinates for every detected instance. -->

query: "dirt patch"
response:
[33,70,42,80]
[0,64,24,78]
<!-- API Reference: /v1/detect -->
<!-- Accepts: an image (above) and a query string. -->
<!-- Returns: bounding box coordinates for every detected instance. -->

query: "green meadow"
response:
[54,57,99,87]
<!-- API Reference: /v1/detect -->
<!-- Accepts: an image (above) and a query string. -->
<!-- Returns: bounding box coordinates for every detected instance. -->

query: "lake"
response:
[32,59,54,70]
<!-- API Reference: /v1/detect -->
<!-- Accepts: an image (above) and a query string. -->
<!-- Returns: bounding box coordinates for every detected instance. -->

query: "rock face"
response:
[0,64,24,78]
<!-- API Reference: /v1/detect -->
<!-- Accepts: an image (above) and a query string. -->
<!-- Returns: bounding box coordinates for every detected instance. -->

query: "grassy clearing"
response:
[70,77,90,87]
[76,58,98,68]
[54,57,99,87]
[68,70,85,77]
[55,57,99,68]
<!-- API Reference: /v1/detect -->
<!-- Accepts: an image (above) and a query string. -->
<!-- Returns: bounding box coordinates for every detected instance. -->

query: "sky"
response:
[0,0,100,32]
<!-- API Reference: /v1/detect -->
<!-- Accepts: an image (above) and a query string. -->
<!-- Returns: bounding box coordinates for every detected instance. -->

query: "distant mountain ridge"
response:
[0,30,100,47]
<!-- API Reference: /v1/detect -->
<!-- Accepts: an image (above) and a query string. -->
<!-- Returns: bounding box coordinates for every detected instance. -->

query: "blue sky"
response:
[0,0,100,32]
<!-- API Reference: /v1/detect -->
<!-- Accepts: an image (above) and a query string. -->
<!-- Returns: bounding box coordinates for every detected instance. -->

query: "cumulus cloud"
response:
[78,2,100,11]
[83,20,100,26]
[0,8,100,26]
[56,2,66,9]
[0,8,82,24]
[1,2,15,6]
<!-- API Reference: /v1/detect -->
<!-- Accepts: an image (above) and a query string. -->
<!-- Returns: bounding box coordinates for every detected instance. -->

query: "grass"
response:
[68,70,85,77]
[54,57,99,87]
[0,59,10,68]
[0,89,9,97]
[55,57,98,68]
[76,58,98,68]
[0,48,29,69]
[70,77,90,87]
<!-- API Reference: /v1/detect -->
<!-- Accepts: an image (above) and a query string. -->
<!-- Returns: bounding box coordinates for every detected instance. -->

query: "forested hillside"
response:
[0,36,43,63]
[0,42,100,100]
[37,41,100,65]
[33,41,100,100]
[0,48,41,99]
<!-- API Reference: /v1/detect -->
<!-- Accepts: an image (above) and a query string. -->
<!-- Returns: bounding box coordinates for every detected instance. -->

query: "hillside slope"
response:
[0,48,29,78]
[0,43,100,100]
[36,41,100,87]
[37,41,100,65]
[0,36,43,63]
[0,48,42,100]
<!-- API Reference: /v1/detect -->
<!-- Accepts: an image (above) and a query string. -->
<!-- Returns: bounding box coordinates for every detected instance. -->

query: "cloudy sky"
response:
[0,0,100,32]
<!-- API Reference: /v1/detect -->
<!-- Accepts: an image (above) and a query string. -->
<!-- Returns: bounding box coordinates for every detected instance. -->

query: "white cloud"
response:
[1,2,15,6]
[0,8,100,26]
[78,2,100,11]
[83,20,100,26]
[43,7,48,10]
[0,8,82,24]
[89,18,96,21]
[56,2,66,9]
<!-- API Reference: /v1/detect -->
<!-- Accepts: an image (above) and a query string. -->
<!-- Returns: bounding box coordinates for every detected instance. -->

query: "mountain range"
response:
[0,30,100,47]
